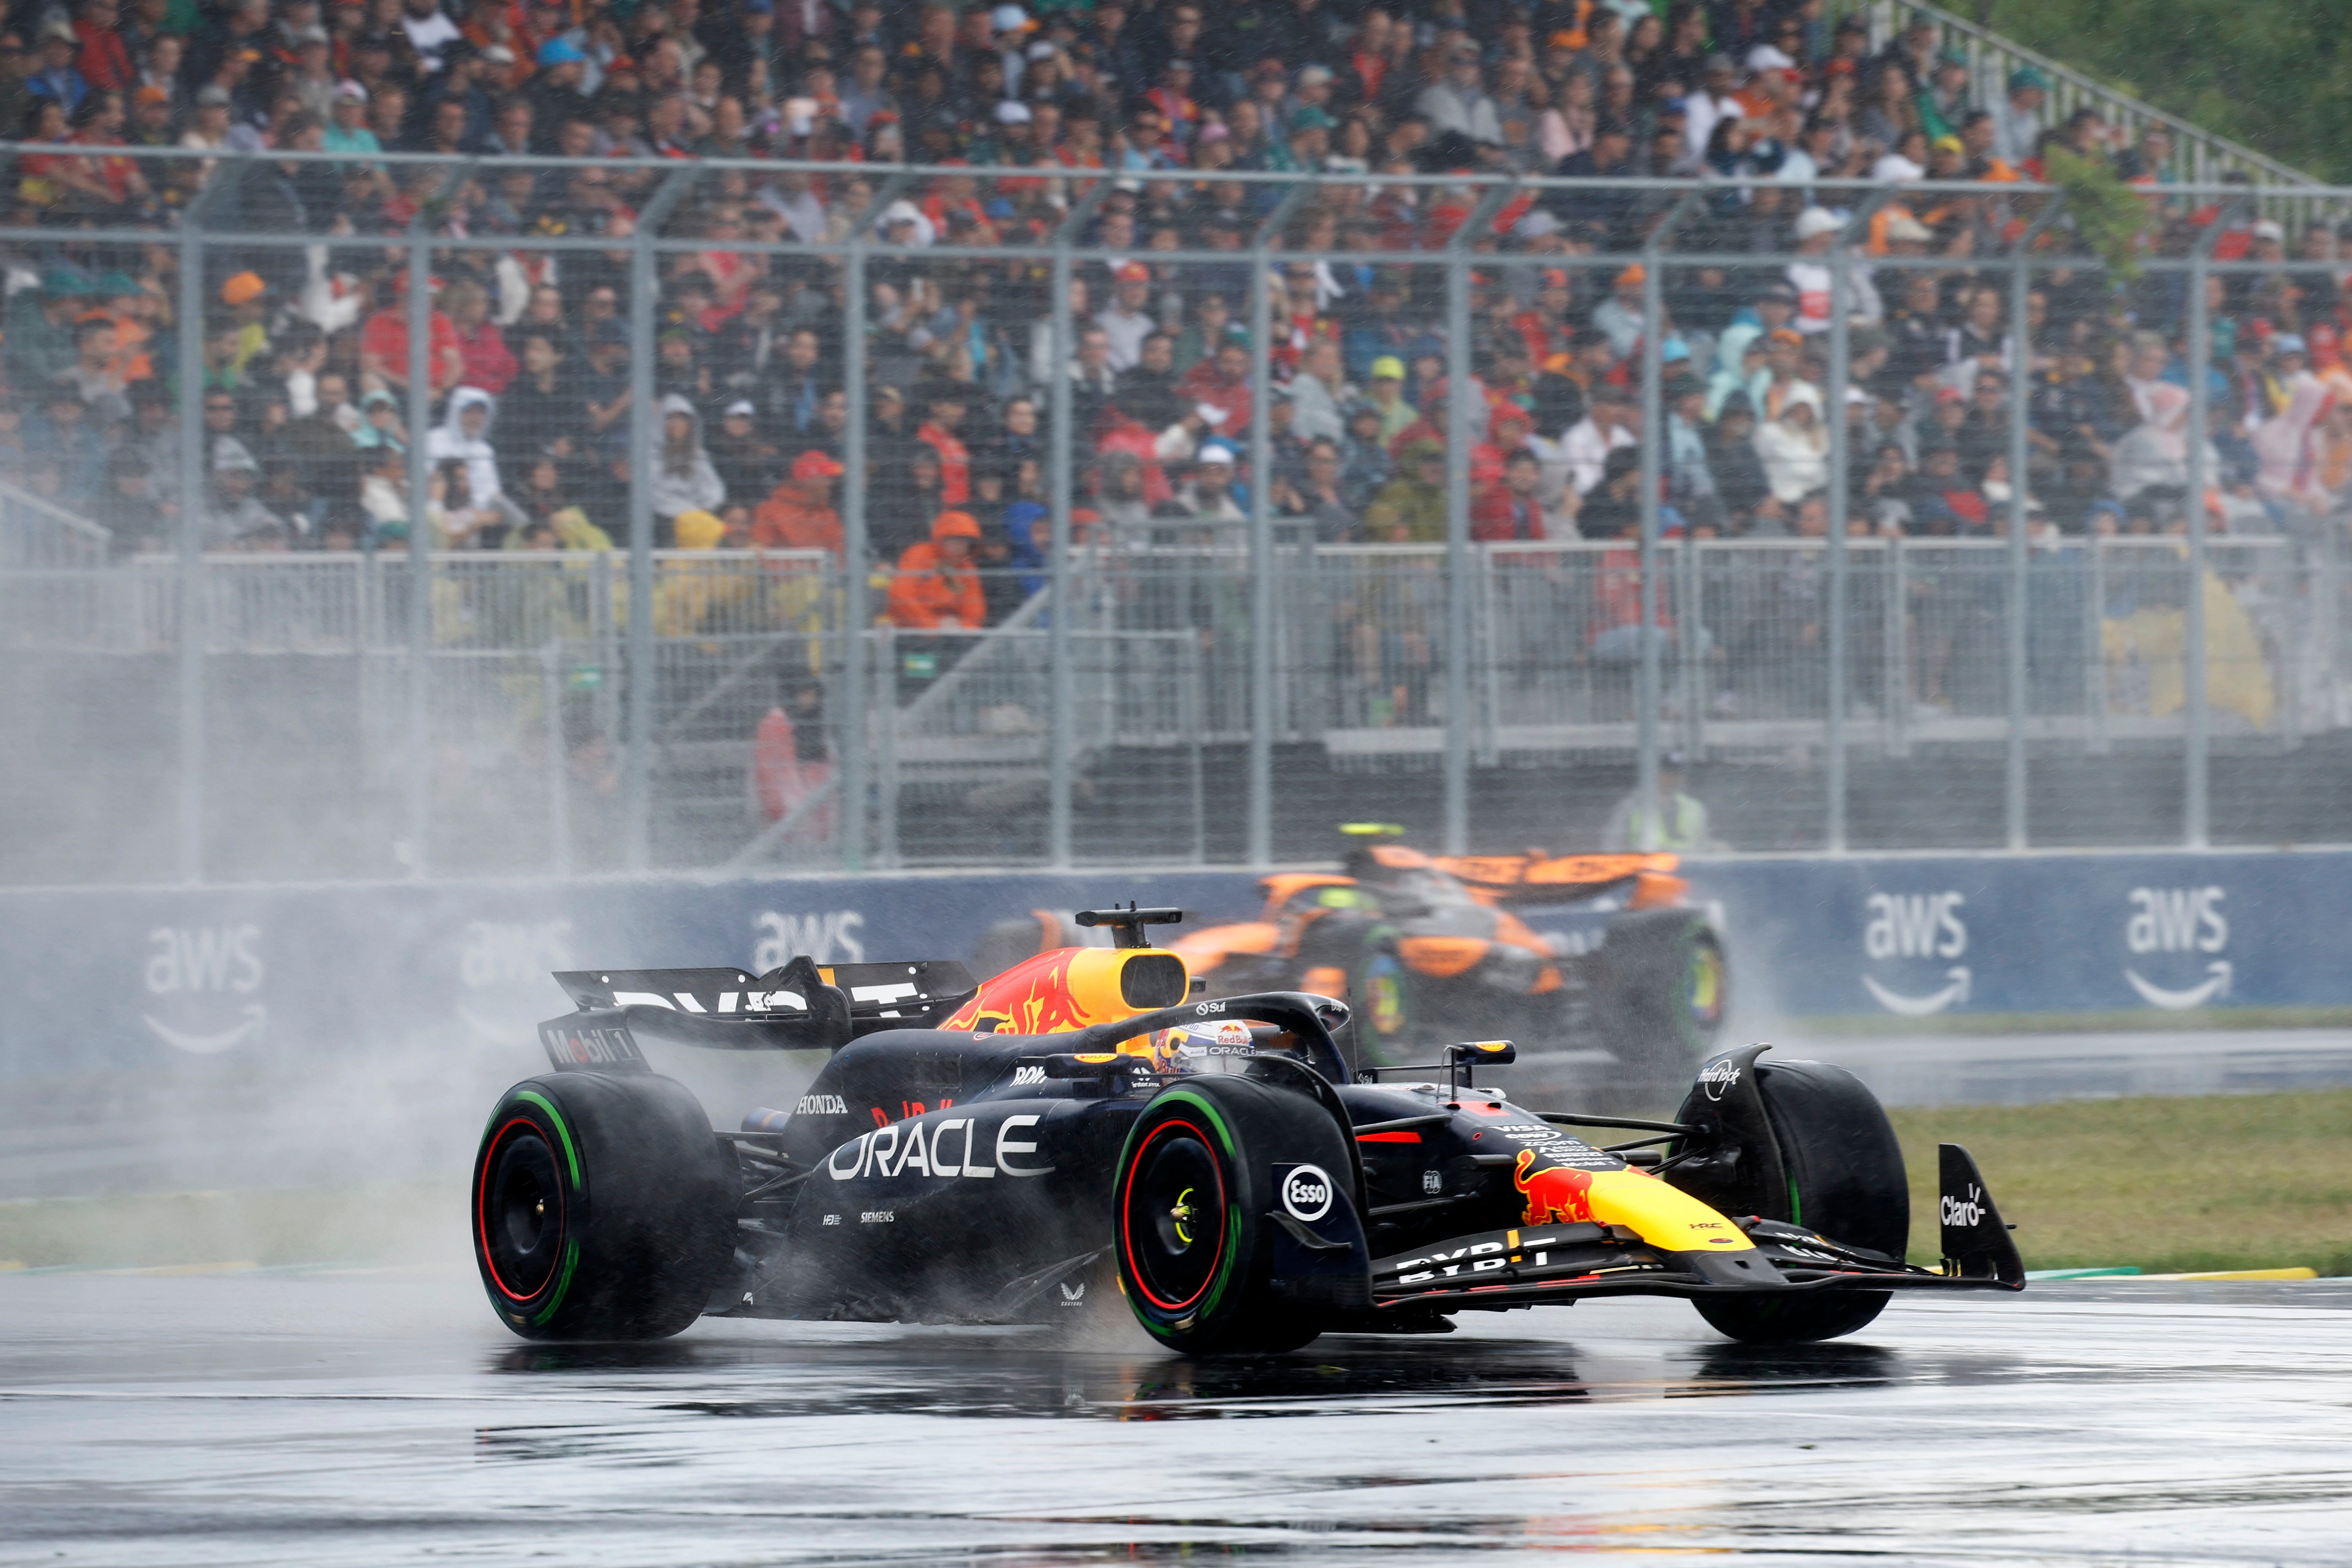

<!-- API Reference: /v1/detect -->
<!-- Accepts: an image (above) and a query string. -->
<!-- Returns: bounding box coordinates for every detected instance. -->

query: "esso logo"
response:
[1280,1164,1335,1223]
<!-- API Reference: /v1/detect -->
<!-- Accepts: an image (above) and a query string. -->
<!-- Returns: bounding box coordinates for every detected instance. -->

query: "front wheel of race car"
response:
[1346,942,1415,1068]
[1115,1074,1356,1355]
[1597,910,1727,1105]
[1680,1057,1907,1345]
[473,1072,738,1342]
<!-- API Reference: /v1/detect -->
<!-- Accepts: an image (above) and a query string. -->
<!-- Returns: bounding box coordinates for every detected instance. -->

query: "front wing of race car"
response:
[1370,1144,2024,1313]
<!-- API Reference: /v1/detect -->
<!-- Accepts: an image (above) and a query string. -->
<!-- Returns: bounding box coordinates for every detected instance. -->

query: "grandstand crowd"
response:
[4,0,2350,633]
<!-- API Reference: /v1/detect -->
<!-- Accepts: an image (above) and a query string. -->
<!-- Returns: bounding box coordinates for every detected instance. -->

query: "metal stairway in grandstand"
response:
[0,481,111,570]
[1822,0,2321,212]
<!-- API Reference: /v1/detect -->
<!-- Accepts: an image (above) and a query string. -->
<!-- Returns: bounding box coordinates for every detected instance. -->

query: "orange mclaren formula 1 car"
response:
[973,829,1726,1102]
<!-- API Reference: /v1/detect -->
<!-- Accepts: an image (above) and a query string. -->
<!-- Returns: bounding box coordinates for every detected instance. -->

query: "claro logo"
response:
[2124,886,2232,1010]
[1860,893,1971,1017]
[140,925,267,1053]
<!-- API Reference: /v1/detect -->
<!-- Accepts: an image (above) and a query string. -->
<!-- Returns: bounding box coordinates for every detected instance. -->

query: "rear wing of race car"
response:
[1429,851,1686,907]
[536,956,978,1068]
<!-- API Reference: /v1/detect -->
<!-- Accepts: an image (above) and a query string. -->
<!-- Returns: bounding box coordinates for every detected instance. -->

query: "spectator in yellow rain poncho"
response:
[654,508,753,637]
[2102,553,2275,731]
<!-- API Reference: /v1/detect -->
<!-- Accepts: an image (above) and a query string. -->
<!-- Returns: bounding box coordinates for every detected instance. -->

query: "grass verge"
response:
[1889,1090,2352,1277]
[0,1184,457,1271]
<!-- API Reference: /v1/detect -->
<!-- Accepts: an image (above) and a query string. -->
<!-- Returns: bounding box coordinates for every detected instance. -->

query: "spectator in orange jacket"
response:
[752,449,846,554]
[885,510,985,630]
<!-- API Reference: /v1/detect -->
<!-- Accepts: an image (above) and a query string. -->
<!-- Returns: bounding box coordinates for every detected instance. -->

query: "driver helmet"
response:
[1139,1017,1257,1072]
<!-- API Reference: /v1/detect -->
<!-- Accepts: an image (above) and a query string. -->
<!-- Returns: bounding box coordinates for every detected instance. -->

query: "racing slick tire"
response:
[1596,910,1727,1105]
[1681,1057,1906,1345]
[1345,940,1416,1068]
[1114,1073,1355,1355]
[472,1072,738,1342]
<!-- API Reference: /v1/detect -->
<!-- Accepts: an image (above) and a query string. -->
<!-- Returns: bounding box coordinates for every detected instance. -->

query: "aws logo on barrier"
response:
[2124,886,2231,1009]
[141,925,267,1053]
[753,909,866,971]
[457,920,576,1044]
[1860,891,1970,1016]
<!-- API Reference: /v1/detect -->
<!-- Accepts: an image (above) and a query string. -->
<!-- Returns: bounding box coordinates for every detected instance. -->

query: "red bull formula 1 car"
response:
[474,907,2021,1352]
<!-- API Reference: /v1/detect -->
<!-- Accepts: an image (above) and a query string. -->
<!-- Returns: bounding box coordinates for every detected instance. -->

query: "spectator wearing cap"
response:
[1170,440,1247,525]
[324,79,379,154]
[1681,54,1744,171]
[1994,66,2051,169]
[25,20,88,114]
[1417,42,1501,146]
[1917,45,1970,144]
[1094,261,1157,372]
[1786,205,1880,336]
[914,384,972,506]
[709,398,780,503]
[886,510,986,631]
[1364,440,1447,542]
[753,449,846,555]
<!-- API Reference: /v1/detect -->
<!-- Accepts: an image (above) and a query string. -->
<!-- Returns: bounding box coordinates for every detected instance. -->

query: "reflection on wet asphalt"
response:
[4,1271,2350,1565]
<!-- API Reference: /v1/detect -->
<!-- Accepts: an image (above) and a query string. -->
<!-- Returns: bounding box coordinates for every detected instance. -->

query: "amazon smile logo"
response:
[1860,891,1971,1016]
[141,925,269,1054]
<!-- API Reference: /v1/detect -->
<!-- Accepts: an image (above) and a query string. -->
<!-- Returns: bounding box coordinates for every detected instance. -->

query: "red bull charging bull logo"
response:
[1513,1148,1595,1226]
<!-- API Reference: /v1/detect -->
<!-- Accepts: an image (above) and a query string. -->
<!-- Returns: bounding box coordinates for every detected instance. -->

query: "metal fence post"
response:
[174,220,207,883]
[2004,197,2066,851]
[1821,196,1888,854]
[2184,207,2232,849]
[1637,192,1703,849]
[840,169,913,872]
[403,231,433,877]
[2173,235,2211,851]
[1441,184,1517,855]
[1048,178,1110,867]
[623,168,699,873]
[2005,236,2031,848]
[1248,183,1308,863]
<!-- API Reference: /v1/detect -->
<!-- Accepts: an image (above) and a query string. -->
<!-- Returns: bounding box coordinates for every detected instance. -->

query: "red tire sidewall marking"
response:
[477,1115,565,1303]
[1119,1116,1227,1314]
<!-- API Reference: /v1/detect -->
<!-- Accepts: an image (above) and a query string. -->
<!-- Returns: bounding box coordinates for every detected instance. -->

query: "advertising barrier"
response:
[1,853,2342,1081]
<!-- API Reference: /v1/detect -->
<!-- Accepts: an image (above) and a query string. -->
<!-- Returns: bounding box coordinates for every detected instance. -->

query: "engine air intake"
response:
[1119,953,1189,1009]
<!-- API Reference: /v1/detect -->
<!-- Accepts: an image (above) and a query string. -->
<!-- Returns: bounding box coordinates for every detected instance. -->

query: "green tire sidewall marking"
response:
[1787,1176,1802,1228]
[532,1238,580,1326]
[1122,1089,1244,1327]
[516,1089,582,1190]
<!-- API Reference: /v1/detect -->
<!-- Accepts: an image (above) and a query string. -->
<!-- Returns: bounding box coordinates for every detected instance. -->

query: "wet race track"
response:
[6,1268,2351,1566]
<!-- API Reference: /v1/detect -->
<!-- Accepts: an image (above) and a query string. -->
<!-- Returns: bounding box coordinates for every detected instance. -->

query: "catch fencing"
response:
[3,150,2352,883]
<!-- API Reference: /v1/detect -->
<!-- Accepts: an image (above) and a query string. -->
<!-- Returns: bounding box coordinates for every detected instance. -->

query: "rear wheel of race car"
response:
[473,1072,738,1342]
[1597,910,1727,1105]
[1115,1074,1355,1355]
[1681,1057,1907,1345]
